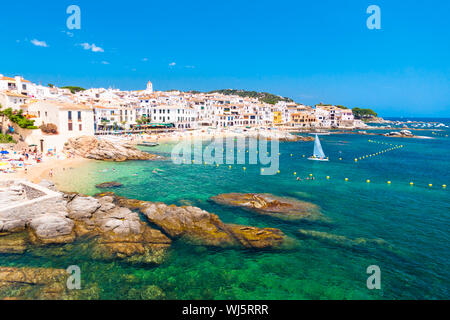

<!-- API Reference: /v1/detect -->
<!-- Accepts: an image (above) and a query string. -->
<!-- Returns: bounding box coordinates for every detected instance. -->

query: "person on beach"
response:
[49,169,53,177]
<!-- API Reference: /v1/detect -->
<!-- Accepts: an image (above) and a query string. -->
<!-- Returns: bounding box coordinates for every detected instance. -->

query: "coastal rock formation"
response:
[249,131,311,142]
[384,130,414,137]
[0,232,28,253]
[297,229,390,249]
[0,266,100,300]
[28,215,76,245]
[210,193,322,221]
[96,192,292,249]
[67,195,101,220]
[68,195,172,265]
[63,136,160,161]
[95,181,123,188]
[295,135,315,142]
[141,201,290,249]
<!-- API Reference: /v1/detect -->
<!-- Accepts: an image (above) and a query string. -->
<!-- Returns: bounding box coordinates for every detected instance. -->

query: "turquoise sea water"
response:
[2,123,449,299]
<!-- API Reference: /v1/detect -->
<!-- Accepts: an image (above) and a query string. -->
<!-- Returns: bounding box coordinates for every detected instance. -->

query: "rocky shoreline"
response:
[1,182,295,266]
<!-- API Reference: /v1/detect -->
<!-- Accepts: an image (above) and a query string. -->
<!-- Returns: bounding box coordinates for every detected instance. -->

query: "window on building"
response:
[68,111,72,120]
[78,111,82,121]
[79,124,82,131]
[68,123,73,131]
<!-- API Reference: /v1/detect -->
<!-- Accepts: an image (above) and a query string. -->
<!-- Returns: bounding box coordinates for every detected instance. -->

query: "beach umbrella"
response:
[0,151,9,154]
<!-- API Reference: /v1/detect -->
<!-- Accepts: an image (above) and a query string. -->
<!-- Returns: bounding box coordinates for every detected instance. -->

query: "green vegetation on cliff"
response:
[352,108,378,119]
[209,89,294,105]
[0,107,38,129]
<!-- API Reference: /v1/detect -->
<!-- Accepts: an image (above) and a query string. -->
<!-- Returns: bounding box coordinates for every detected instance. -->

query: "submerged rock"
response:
[63,136,161,161]
[210,193,322,221]
[0,266,100,300]
[297,229,390,249]
[96,182,123,188]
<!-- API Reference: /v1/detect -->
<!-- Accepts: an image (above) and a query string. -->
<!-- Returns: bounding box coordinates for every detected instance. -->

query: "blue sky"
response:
[1,0,449,117]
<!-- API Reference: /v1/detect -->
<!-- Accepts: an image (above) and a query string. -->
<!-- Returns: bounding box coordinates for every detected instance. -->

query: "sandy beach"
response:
[0,156,90,184]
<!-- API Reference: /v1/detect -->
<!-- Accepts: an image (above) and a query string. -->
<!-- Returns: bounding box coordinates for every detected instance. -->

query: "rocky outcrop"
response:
[28,215,76,245]
[210,193,323,221]
[0,232,28,253]
[63,136,161,161]
[95,182,123,188]
[140,201,291,249]
[297,229,390,249]
[97,192,292,249]
[68,194,172,265]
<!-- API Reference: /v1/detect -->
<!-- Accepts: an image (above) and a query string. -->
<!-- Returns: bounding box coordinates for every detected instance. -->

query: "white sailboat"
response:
[308,134,329,161]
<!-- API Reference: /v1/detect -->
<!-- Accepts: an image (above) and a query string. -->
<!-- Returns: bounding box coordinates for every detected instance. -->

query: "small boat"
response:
[308,134,329,161]
[138,141,159,147]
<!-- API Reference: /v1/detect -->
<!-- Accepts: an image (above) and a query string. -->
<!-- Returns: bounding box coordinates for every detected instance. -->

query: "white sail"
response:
[313,134,326,159]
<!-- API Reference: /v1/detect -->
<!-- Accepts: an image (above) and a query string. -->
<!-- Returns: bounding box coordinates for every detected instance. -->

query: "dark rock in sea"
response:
[96,182,123,188]
[210,193,323,221]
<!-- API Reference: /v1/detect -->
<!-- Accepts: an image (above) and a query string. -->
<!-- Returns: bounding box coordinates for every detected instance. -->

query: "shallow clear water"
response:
[2,123,449,299]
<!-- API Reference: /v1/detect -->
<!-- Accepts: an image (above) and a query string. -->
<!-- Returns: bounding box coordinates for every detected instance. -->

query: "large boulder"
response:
[210,193,323,221]
[63,136,161,161]
[66,194,172,265]
[28,215,75,244]
[67,196,101,220]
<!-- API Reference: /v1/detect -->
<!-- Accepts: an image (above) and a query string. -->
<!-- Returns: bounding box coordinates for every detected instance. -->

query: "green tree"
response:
[352,108,378,119]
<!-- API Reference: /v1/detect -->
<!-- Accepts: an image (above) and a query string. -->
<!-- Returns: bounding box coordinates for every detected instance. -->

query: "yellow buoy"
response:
[339,158,342,160]
[290,154,293,157]
[243,167,246,171]
[277,170,280,174]
[429,184,432,187]
[294,172,297,176]
[302,155,305,158]
[387,181,391,184]
[309,174,313,177]
[345,178,348,181]
[410,182,414,186]
[326,176,330,180]
[366,180,371,183]
[192,160,195,164]
[443,185,447,188]
[216,164,219,167]
[355,158,358,162]
[229,165,232,169]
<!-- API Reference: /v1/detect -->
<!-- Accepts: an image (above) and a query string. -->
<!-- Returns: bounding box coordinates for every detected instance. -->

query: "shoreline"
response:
[0,156,90,186]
